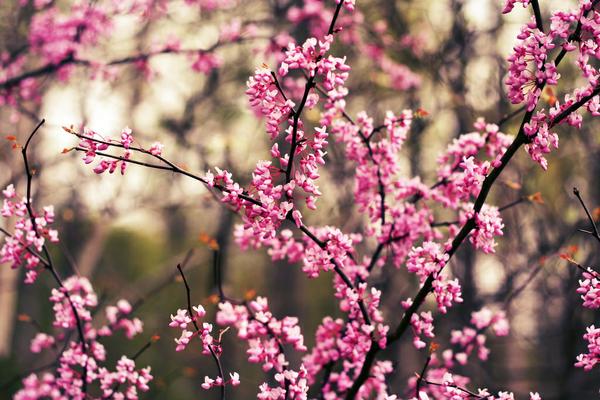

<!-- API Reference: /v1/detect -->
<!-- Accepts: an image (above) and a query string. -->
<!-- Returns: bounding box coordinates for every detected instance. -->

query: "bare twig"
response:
[573,187,600,244]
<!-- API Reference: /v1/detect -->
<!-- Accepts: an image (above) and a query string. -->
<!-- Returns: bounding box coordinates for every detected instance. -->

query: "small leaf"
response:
[18,314,31,322]
[527,192,544,204]
[558,245,578,263]
[208,239,219,250]
[559,253,571,261]
[415,108,429,118]
[544,87,557,107]
[198,232,211,244]
[503,180,522,190]
[592,207,600,222]
[208,294,220,304]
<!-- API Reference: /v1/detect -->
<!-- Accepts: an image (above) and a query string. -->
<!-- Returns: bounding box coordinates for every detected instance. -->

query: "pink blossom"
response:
[191,52,222,74]
[502,0,530,14]
[30,333,55,353]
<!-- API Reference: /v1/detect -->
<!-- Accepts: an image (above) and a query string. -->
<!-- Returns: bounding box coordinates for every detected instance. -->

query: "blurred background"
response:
[1,0,600,398]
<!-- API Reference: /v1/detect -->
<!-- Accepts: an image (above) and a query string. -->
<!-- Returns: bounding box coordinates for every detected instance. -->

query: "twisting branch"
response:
[19,121,90,396]
[176,264,226,400]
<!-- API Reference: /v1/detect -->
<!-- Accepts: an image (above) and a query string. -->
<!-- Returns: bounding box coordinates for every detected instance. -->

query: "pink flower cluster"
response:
[217,297,306,372]
[80,127,129,175]
[504,1,600,169]
[469,205,505,254]
[409,310,435,349]
[287,0,420,91]
[169,304,241,390]
[523,111,558,170]
[406,242,463,313]
[1,184,58,283]
[191,51,223,75]
[502,0,531,14]
[59,0,600,398]
[29,4,111,63]
[50,276,98,329]
[575,270,600,370]
[1,0,257,122]
[575,325,600,370]
[413,371,541,400]
[30,332,55,353]
[434,120,512,207]
[100,299,143,339]
[15,277,152,399]
[1,180,152,399]
[76,126,164,175]
[98,356,153,399]
[257,367,309,400]
[408,308,513,399]
[449,308,510,365]
[505,20,557,111]
[246,68,295,140]
[577,271,600,309]
[301,287,391,398]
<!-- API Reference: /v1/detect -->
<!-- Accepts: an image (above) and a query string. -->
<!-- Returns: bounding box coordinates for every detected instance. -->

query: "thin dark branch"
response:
[21,121,88,361]
[565,258,600,280]
[415,353,433,396]
[421,378,487,399]
[270,71,290,103]
[176,264,226,400]
[530,0,545,33]
[573,187,600,244]
[498,105,526,127]
[498,197,526,212]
